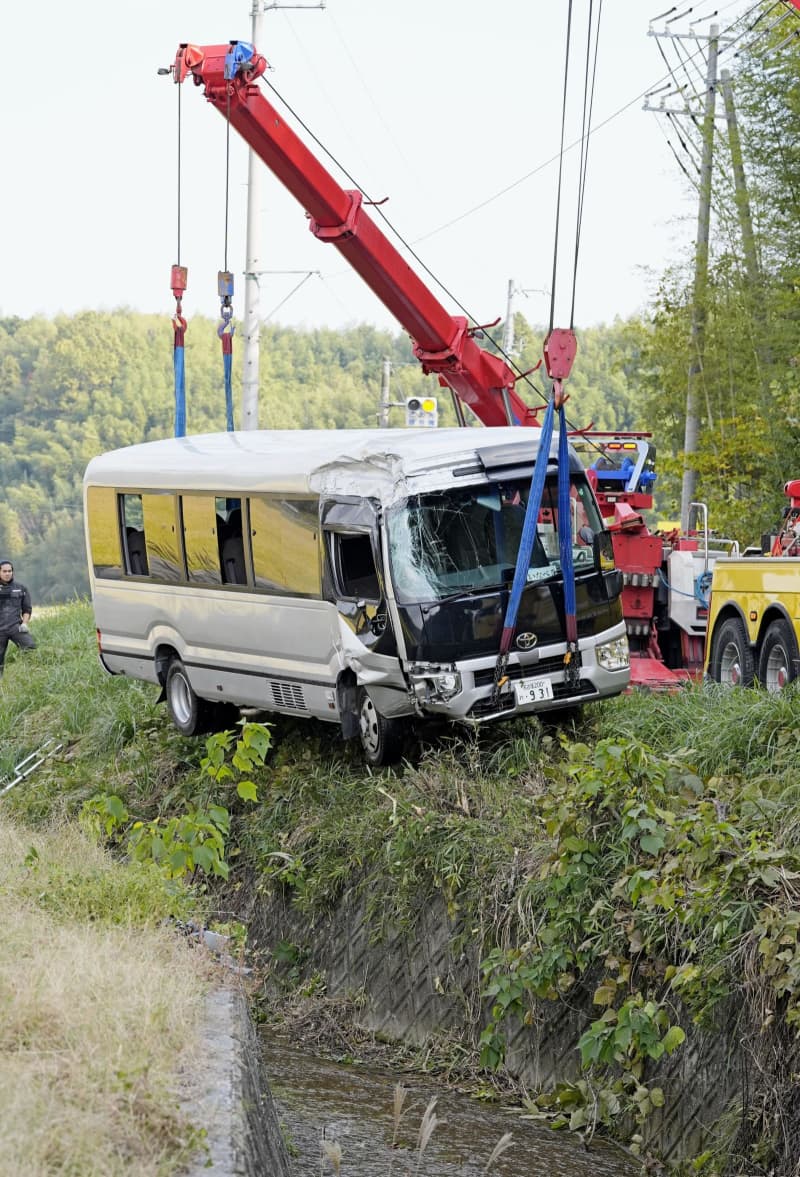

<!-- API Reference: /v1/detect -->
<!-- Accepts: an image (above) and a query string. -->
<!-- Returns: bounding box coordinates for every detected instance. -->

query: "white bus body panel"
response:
[85,429,628,731]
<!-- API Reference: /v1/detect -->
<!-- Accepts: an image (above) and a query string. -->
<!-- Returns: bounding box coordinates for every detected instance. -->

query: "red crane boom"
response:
[173,41,542,428]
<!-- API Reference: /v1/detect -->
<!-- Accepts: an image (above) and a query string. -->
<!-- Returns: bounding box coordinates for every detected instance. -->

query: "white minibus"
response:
[83,428,629,764]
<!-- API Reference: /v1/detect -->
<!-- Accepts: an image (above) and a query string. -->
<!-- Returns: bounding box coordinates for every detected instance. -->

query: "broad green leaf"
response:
[237,779,258,803]
[662,1025,686,1053]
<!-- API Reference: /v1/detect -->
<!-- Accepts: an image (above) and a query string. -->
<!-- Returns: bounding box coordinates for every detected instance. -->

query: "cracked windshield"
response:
[387,475,601,603]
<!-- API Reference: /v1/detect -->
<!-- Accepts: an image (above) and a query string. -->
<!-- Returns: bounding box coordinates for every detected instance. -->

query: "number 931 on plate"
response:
[514,675,554,705]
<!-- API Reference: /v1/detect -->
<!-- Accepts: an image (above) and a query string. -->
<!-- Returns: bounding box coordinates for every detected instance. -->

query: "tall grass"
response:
[596,681,800,804]
[0,817,210,1176]
[0,601,198,823]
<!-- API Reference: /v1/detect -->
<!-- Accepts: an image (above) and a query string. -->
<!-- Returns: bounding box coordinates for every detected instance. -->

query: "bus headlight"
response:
[409,664,463,702]
[596,636,630,670]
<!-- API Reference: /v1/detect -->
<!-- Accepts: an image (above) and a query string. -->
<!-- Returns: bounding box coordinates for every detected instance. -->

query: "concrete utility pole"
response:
[501,279,550,360]
[645,21,725,531]
[502,278,516,357]
[241,1,325,431]
[719,69,760,290]
[681,25,719,534]
[241,0,265,431]
[378,357,392,427]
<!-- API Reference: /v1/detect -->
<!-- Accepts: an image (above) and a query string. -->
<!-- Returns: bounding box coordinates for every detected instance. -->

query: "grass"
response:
[0,816,212,1176]
[0,601,202,824]
[6,604,800,1174]
[594,678,800,789]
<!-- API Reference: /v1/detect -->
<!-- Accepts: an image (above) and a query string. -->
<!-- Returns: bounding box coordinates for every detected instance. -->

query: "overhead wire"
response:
[264,271,320,321]
[260,73,550,402]
[258,0,768,406]
[547,0,575,336]
[325,8,423,190]
[656,115,700,183]
[650,58,765,306]
[256,0,768,400]
[672,36,709,93]
[571,0,604,328]
[415,1,763,248]
[667,112,703,167]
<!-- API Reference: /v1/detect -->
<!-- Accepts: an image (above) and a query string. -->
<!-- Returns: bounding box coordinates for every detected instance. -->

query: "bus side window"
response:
[219,501,247,585]
[183,495,223,585]
[85,486,124,579]
[121,494,149,577]
[249,496,320,597]
[333,533,380,600]
[141,492,183,581]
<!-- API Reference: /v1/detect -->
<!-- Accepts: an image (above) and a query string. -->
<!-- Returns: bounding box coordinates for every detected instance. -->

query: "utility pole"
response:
[645,21,724,532]
[501,279,550,360]
[241,0,265,431]
[241,1,325,431]
[502,278,515,357]
[378,357,392,427]
[681,25,719,534]
[719,69,759,290]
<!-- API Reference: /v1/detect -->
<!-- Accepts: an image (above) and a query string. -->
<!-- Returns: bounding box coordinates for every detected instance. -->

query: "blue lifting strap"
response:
[172,312,187,439]
[494,398,579,696]
[499,397,556,657]
[171,264,188,439]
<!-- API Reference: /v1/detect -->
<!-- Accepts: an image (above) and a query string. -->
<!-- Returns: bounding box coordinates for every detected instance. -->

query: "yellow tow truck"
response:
[705,480,800,690]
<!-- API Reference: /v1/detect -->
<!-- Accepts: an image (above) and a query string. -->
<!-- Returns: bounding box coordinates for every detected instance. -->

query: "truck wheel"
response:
[758,619,798,693]
[357,688,406,767]
[709,617,755,688]
[165,658,211,736]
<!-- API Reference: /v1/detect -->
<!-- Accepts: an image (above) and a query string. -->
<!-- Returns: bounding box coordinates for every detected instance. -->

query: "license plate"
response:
[514,675,554,705]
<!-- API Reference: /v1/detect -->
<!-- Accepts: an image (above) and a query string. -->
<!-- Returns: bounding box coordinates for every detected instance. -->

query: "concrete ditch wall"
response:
[182,987,293,1177]
[248,887,743,1163]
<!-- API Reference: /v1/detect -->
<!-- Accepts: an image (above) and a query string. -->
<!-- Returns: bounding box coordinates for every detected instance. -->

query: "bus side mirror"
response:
[593,530,622,600]
[592,529,615,570]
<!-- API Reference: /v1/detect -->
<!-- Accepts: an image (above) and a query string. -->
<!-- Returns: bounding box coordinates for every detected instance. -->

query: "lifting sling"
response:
[171,264,188,438]
[493,383,579,704]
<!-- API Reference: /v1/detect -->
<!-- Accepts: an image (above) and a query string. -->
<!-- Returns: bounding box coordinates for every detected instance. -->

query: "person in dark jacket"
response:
[0,560,36,676]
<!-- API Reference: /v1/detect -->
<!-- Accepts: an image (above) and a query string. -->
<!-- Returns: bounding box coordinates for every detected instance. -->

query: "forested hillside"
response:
[0,311,644,603]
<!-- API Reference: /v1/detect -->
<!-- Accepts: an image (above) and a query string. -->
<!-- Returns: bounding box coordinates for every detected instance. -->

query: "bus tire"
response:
[357,688,406,767]
[758,619,798,693]
[165,658,211,737]
[709,616,755,688]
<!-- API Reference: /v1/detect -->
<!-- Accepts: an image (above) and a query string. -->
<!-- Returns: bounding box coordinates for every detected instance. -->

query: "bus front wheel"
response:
[165,659,211,737]
[709,617,755,688]
[357,689,406,767]
[758,619,799,693]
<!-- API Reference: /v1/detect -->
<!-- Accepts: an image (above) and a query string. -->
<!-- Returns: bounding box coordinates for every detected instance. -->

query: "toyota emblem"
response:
[516,632,538,651]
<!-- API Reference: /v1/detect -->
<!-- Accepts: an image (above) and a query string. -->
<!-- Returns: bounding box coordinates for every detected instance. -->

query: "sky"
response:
[2,0,762,338]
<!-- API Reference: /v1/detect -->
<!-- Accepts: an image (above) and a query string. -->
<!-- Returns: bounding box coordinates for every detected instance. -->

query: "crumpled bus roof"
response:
[83,426,575,505]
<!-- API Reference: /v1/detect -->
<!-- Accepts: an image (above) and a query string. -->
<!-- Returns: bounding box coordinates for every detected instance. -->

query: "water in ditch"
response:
[263,1037,638,1177]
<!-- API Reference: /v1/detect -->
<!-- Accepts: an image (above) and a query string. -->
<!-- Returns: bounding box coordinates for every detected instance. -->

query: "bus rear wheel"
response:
[709,617,755,688]
[165,658,212,737]
[758,619,799,693]
[357,689,406,767]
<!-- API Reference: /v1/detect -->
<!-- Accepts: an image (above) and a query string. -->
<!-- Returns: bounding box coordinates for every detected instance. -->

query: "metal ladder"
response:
[0,739,64,798]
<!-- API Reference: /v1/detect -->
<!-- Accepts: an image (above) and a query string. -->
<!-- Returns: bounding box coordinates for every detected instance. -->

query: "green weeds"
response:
[6,607,800,1173]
